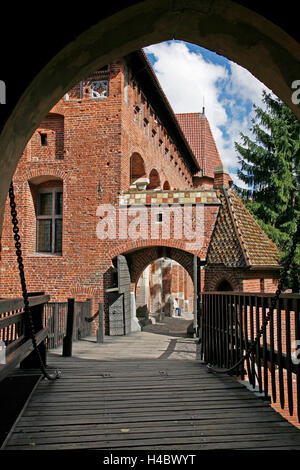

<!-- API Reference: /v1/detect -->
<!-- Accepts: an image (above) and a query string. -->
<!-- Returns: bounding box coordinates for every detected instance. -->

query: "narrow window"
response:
[36,188,63,254]
[157,213,163,223]
[143,118,149,136]
[134,106,139,123]
[40,133,47,146]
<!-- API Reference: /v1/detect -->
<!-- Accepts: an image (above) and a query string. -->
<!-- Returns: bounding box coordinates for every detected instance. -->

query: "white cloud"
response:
[144,41,274,186]
[145,41,228,131]
[231,172,251,190]
[217,117,249,169]
[228,62,272,108]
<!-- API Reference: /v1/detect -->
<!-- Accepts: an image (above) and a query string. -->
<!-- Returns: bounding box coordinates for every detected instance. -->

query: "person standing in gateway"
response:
[173,298,182,316]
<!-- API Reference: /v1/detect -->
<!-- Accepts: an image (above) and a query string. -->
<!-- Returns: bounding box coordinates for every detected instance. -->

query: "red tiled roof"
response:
[176,112,223,179]
[228,190,280,267]
[206,190,246,267]
[206,189,280,267]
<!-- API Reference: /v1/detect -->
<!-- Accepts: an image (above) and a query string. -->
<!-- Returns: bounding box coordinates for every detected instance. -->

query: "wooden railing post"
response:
[72,301,78,341]
[53,303,58,349]
[86,298,92,337]
[96,302,104,343]
[62,298,75,357]
[193,254,198,339]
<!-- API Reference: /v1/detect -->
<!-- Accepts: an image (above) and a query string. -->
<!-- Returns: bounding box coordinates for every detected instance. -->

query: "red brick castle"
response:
[0,50,281,334]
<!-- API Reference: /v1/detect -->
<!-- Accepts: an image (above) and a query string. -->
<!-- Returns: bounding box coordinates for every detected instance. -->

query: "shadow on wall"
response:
[136,304,151,328]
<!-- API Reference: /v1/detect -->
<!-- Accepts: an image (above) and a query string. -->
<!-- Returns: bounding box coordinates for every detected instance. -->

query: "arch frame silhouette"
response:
[0,0,299,233]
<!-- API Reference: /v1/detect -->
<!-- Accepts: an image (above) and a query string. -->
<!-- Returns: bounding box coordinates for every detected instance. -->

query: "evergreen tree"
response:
[234,91,300,291]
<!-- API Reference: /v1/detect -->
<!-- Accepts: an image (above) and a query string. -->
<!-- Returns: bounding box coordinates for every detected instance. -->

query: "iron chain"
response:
[9,182,60,381]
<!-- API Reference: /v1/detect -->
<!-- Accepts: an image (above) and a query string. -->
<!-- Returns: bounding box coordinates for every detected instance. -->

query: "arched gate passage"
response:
[104,246,199,337]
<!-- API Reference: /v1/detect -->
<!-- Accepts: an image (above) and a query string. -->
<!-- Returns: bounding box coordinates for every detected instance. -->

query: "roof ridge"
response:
[225,189,251,266]
[200,115,206,176]
[204,117,222,160]
[175,112,201,115]
[205,189,246,267]
[128,51,200,174]
[227,188,280,266]
[175,112,223,179]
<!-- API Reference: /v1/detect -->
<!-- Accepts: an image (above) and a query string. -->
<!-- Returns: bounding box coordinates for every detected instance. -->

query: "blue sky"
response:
[144,40,272,188]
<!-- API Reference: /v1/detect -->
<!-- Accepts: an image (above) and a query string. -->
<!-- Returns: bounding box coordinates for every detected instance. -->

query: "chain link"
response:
[9,182,60,381]
[207,215,300,374]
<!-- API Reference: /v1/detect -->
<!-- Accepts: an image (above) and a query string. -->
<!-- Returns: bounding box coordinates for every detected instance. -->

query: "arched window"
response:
[29,176,63,255]
[163,181,170,190]
[130,153,146,185]
[147,169,161,190]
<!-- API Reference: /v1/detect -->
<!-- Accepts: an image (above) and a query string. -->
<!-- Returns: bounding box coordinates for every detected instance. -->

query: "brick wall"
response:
[203,267,279,294]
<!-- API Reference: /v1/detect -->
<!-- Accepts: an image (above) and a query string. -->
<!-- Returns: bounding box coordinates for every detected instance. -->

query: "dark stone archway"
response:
[0,0,299,235]
[117,245,195,326]
[123,245,195,284]
[216,279,233,291]
[147,169,161,190]
[130,152,146,184]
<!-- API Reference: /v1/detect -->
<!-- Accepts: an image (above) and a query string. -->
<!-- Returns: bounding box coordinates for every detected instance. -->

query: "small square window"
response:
[40,133,47,146]
[91,80,108,98]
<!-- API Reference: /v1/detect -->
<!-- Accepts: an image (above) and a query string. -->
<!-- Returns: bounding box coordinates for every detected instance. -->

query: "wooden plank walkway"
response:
[3,316,300,450]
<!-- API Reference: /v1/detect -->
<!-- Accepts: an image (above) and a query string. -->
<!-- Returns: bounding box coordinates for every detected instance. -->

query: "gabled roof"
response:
[124,51,200,174]
[206,190,246,267]
[175,112,223,179]
[227,189,280,267]
[206,189,280,268]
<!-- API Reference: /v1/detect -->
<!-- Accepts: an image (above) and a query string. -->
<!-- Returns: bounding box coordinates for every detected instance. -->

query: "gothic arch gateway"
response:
[105,246,196,336]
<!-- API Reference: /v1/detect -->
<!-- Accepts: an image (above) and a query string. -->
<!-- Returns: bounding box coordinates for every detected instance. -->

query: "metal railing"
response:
[43,298,92,350]
[201,291,300,422]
